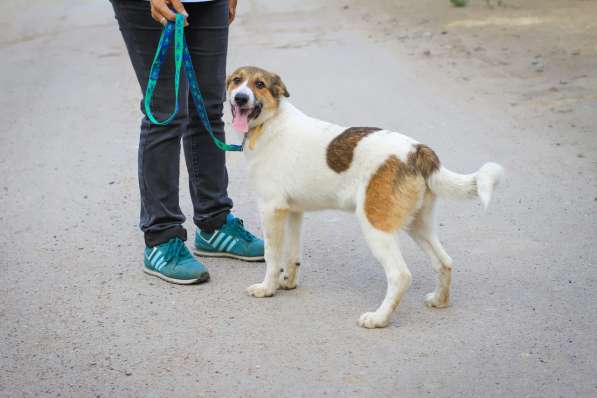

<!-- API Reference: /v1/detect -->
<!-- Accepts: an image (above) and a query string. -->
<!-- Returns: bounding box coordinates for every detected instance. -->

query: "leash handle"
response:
[144,14,243,152]
[144,17,183,126]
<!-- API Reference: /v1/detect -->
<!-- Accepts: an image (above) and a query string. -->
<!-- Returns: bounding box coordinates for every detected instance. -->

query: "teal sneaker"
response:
[144,237,210,284]
[194,214,264,262]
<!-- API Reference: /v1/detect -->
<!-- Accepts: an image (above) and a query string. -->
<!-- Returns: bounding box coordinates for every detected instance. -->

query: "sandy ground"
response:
[1,0,596,397]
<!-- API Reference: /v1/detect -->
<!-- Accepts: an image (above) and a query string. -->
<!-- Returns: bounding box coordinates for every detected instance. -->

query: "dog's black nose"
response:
[234,93,249,106]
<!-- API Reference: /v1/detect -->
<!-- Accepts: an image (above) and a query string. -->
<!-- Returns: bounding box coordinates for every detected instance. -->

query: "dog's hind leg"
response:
[279,211,303,290]
[357,216,412,328]
[407,193,453,308]
[247,206,289,298]
[355,155,423,327]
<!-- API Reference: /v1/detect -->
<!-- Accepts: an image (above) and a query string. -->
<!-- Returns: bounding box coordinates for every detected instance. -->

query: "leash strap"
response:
[144,14,243,152]
[144,18,182,126]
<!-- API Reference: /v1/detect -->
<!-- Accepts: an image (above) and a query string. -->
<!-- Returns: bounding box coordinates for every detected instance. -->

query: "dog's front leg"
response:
[247,207,288,298]
[279,211,303,290]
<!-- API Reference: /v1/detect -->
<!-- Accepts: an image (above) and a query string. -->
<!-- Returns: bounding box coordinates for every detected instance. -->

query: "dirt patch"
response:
[339,0,596,145]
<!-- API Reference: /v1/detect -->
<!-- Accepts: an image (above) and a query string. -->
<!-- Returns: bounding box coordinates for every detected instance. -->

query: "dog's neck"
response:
[247,123,265,150]
[246,99,298,151]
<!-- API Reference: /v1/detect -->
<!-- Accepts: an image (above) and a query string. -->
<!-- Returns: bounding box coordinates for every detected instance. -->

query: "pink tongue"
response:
[232,105,249,133]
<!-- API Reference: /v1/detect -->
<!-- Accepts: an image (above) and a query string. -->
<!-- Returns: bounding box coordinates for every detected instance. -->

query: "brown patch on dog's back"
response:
[365,155,425,232]
[327,127,381,173]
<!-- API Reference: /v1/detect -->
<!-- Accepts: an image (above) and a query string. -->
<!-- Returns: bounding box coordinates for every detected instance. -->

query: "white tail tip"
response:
[477,162,504,209]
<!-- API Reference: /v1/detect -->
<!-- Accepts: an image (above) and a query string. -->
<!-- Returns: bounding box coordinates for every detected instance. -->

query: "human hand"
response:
[229,0,238,24]
[150,0,189,26]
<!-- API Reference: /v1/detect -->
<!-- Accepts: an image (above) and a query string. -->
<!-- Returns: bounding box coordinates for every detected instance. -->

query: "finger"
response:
[228,0,238,24]
[151,8,167,25]
[154,2,177,21]
[170,0,189,18]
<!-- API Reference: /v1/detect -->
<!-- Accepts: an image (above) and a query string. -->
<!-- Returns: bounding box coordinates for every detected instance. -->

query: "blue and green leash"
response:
[144,13,243,152]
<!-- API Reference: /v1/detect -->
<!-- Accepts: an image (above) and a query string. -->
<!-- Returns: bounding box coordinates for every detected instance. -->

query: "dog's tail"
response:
[426,161,504,209]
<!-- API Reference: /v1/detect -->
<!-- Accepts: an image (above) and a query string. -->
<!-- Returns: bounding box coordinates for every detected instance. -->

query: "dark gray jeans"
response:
[111,0,233,247]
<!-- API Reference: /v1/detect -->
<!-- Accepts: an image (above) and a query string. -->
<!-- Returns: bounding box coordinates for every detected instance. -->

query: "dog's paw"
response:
[247,283,275,298]
[357,312,390,329]
[278,280,297,290]
[424,292,449,308]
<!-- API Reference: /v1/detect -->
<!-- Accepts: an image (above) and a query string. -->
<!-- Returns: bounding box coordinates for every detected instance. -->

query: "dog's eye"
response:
[232,76,242,84]
[255,80,265,89]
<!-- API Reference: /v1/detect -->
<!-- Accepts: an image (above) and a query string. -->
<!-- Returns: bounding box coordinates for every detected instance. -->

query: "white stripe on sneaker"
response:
[152,254,163,267]
[156,258,167,270]
[225,238,239,252]
[148,247,158,261]
[207,230,220,244]
[218,236,232,251]
[212,233,226,248]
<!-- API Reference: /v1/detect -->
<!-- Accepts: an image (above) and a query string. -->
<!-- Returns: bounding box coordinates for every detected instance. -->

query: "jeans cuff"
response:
[144,226,187,247]
[196,210,229,233]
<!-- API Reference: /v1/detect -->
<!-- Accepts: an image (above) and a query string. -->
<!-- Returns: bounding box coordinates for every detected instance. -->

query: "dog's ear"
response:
[271,74,290,98]
[225,74,234,91]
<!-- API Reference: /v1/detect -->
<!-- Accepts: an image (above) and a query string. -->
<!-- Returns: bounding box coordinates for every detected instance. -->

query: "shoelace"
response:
[227,218,256,242]
[164,238,189,263]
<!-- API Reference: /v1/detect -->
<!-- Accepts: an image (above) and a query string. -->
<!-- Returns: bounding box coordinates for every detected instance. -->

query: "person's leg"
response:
[111,0,189,247]
[183,1,264,262]
[111,0,209,284]
[182,0,233,233]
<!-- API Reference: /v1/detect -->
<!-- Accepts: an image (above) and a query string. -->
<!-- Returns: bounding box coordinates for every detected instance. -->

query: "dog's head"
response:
[226,66,289,133]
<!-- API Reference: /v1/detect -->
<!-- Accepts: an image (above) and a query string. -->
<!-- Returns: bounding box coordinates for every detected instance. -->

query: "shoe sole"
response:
[194,249,265,262]
[143,267,210,285]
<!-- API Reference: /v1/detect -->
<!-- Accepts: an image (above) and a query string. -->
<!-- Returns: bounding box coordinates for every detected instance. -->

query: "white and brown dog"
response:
[227,66,503,328]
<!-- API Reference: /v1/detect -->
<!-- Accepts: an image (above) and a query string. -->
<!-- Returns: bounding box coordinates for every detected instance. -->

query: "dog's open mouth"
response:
[231,103,262,133]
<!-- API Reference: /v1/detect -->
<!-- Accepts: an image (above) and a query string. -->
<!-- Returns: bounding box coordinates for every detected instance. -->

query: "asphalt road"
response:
[1,1,595,397]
